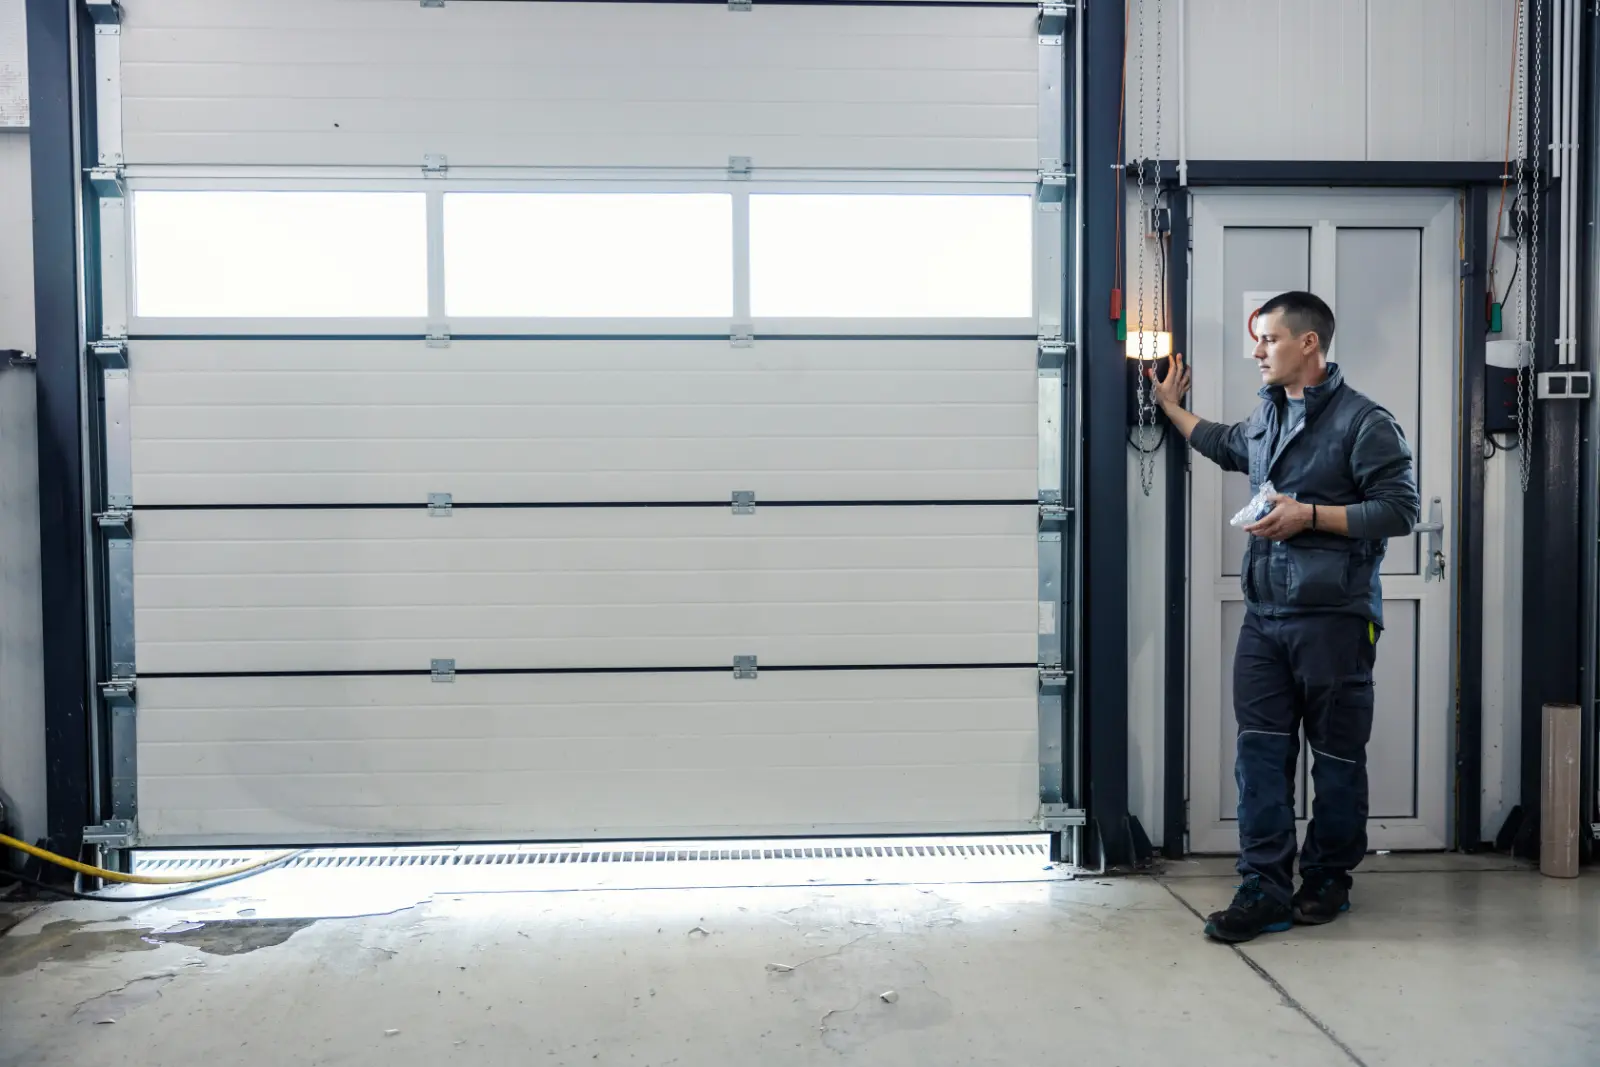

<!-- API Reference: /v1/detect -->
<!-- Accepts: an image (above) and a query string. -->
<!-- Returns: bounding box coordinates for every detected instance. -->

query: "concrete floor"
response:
[2,855,1597,1067]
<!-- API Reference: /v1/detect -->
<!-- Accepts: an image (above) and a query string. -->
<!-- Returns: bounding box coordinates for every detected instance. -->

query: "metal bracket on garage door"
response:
[1036,804,1086,833]
[732,490,756,515]
[429,492,454,517]
[432,659,458,682]
[1034,2,1080,866]
[89,338,140,848]
[733,655,758,679]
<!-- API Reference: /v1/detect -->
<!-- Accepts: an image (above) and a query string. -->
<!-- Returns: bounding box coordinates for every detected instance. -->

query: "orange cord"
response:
[1489,0,1523,295]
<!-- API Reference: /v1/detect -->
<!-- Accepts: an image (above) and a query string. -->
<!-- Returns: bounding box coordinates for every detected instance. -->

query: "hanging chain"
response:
[1133,0,1162,496]
[1521,0,1543,491]
[1512,0,1528,484]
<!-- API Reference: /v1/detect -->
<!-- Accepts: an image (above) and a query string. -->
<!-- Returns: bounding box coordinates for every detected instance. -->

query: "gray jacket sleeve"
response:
[1188,418,1251,474]
[1344,408,1420,540]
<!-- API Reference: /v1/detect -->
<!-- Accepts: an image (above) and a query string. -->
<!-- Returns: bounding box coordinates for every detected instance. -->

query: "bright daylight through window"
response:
[445,193,734,318]
[132,191,428,318]
[750,194,1033,318]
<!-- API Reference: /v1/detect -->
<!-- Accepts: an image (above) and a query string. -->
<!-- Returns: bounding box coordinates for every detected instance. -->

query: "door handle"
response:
[1414,497,1445,582]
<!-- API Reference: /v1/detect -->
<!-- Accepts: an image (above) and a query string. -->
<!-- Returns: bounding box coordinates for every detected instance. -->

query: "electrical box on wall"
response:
[1537,371,1591,400]
[1485,340,1531,436]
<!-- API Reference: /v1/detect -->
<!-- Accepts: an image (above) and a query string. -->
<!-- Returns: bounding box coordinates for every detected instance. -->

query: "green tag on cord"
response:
[1116,311,1127,343]
[1489,302,1503,334]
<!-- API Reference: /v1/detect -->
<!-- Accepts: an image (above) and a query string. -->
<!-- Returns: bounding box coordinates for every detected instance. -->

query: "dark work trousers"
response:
[1233,610,1378,904]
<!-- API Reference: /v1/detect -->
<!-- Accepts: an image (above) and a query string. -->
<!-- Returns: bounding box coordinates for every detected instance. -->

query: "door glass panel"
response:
[1333,228,1424,575]
[132,191,428,318]
[749,194,1033,318]
[1367,599,1419,817]
[444,193,733,318]
[1219,227,1312,577]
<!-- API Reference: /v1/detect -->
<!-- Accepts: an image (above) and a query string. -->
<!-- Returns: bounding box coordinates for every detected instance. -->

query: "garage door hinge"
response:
[729,0,752,10]
[96,507,133,533]
[731,325,755,348]
[83,818,138,849]
[88,165,125,198]
[1036,804,1085,832]
[1038,666,1068,688]
[431,658,457,682]
[1039,501,1069,522]
[101,676,136,701]
[731,490,756,515]
[426,324,451,348]
[422,0,445,7]
[1037,335,1067,362]
[728,156,753,180]
[733,655,758,679]
[423,153,449,178]
[91,339,128,368]
[428,492,453,517]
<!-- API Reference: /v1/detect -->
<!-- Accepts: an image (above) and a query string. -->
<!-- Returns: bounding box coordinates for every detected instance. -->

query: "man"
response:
[1149,290,1419,944]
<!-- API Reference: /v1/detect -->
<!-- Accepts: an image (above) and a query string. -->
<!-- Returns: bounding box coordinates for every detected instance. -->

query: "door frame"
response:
[1186,189,1459,854]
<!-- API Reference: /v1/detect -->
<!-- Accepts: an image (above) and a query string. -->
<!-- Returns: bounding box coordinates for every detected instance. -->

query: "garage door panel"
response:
[144,727,1031,778]
[122,2,1039,169]
[126,64,1035,110]
[126,99,1038,141]
[136,568,1029,609]
[133,507,1037,673]
[136,670,1039,845]
[129,340,1037,505]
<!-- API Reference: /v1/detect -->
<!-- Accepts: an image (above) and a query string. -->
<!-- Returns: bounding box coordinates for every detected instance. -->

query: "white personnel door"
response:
[1188,191,1457,853]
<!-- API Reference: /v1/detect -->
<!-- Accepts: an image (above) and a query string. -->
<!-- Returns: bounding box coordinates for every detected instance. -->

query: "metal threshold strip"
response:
[135,836,1052,875]
[115,835,1069,917]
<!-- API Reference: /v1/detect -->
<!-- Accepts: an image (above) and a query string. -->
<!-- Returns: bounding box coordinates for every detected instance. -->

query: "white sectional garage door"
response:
[106,0,1065,846]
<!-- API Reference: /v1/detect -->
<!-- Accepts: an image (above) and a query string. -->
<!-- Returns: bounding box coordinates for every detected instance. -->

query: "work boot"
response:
[1292,873,1351,925]
[1203,876,1293,944]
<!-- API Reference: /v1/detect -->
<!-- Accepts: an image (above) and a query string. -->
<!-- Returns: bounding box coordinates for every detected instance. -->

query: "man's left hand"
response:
[1242,494,1312,542]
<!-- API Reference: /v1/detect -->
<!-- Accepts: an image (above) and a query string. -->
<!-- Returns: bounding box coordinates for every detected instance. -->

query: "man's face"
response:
[1251,309,1319,387]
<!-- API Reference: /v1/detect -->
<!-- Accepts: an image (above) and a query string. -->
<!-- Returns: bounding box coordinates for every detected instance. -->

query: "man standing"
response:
[1150,291,1419,944]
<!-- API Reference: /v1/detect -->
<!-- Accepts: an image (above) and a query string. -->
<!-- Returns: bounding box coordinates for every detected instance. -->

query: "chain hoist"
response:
[1520,0,1544,491]
[1132,0,1164,496]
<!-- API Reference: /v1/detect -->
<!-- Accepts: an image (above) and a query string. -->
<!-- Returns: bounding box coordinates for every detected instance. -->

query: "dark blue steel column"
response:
[27,0,94,859]
[1081,0,1132,867]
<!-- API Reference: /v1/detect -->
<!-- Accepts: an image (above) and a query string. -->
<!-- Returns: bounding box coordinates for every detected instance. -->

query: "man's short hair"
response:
[1259,291,1335,354]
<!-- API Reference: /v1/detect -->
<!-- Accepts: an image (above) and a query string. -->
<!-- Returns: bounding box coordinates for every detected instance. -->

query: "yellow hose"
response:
[0,832,297,885]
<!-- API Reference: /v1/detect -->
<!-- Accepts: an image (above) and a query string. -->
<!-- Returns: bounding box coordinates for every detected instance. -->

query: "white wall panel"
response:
[120,0,1039,169]
[1129,0,1520,163]
[135,669,1039,845]
[128,339,1037,505]
[0,0,25,128]
[1184,0,1368,161]
[132,506,1037,674]
[1368,0,1520,162]
[0,130,46,846]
